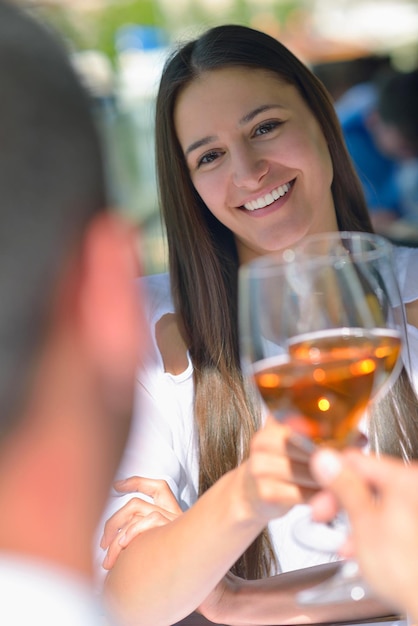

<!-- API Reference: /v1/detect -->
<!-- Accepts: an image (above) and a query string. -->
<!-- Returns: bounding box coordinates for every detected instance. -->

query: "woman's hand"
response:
[236,414,320,524]
[101,476,182,570]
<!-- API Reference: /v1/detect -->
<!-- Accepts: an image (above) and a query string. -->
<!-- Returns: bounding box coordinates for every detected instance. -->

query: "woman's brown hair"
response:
[155,24,418,579]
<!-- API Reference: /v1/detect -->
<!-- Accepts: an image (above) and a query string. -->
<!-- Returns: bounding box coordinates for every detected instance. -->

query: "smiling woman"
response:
[96,23,418,626]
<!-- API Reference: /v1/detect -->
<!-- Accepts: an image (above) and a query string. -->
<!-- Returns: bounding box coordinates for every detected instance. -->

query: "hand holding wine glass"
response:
[310,447,418,623]
[239,231,405,604]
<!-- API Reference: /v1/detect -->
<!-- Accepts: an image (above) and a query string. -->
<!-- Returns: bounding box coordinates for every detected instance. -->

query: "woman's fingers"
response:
[238,415,336,521]
[101,496,156,548]
[118,510,177,547]
[261,415,313,462]
[100,476,184,569]
[113,476,182,514]
[101,477,181,549]
[249,419,319,490]
[103,508,179,570]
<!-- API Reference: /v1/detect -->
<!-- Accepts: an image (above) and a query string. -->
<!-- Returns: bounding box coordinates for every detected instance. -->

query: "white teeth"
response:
[244,182,291,211]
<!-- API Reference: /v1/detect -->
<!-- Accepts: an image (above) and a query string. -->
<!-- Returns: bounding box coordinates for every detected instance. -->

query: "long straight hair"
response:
[155,24,418,578]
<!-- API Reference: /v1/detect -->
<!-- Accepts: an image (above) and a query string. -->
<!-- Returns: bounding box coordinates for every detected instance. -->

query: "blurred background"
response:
[18,0,418,273]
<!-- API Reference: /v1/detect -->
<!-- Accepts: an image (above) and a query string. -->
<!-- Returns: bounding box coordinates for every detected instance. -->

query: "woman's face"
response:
[174,67,338,264]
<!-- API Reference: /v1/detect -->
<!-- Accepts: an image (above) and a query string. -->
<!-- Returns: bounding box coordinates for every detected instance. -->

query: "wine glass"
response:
[238,231,406,605]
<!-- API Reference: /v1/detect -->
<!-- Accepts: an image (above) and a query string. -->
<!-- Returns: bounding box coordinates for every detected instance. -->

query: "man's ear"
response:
[78,213,144,391]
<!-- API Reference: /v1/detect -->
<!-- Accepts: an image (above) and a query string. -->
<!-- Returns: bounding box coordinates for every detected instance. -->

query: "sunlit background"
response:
[19,0,418,273]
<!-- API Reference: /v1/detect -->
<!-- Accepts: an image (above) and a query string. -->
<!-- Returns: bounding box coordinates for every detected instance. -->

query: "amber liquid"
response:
[367,328,402,393]
[289,328,402,397]
[253,329,400,447]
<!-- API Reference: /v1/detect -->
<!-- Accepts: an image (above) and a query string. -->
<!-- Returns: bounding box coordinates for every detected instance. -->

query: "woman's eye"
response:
[197,150,222,167]
[254,121,281,136]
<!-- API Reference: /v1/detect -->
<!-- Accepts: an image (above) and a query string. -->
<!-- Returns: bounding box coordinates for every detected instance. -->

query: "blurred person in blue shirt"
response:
[336,68,418,239]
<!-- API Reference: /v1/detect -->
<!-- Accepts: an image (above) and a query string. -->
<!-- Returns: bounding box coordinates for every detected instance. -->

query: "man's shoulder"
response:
[0,555,104,626]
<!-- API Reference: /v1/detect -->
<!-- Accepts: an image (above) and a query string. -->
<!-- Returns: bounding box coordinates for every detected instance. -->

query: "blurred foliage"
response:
[34,0,164,59]
[33,0,306,61]
[91,0,165,60]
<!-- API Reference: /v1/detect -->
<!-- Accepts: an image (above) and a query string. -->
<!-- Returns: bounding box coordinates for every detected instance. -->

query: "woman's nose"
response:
[232,147,269,189]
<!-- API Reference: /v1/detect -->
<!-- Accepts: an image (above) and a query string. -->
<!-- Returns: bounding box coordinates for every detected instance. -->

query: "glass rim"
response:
[240,231,393,276]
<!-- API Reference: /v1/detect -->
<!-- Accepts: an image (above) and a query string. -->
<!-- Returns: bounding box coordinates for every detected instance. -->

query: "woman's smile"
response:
[241,179,295,211]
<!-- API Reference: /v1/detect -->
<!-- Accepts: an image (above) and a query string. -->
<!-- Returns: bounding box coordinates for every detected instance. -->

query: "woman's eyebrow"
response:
[185,135,217,157]
[184,104,285,156]
[239,103,285,125]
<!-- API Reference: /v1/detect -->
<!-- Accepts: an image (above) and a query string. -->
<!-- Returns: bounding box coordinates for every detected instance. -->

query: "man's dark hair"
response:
[377,69,418,153]
[0,0,107,430]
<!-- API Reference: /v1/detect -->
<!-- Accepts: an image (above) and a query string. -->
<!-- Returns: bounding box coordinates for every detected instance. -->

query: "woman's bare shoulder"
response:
[155,313,189,375]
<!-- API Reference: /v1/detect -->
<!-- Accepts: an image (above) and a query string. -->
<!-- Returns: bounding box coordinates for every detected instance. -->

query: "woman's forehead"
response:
[180,65,292,95]
[174,67,300,122]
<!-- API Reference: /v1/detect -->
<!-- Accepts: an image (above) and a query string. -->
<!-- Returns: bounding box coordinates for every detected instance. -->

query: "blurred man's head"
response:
[368,69,418,160]
[0,0,142,575]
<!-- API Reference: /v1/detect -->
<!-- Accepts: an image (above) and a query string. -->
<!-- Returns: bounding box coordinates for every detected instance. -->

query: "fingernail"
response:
[312,449,342,484]
[102,553,109,568]
[118,533,128,547]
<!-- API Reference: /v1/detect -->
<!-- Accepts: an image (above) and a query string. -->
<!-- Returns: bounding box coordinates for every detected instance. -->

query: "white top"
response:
[95,244,418,582]
[0,555,110,626]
